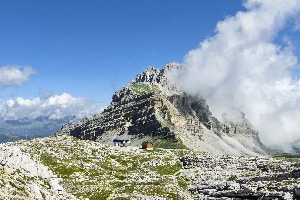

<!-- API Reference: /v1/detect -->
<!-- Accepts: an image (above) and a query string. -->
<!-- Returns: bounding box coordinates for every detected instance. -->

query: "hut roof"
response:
[142,141,153,145]
[113,139,130,143]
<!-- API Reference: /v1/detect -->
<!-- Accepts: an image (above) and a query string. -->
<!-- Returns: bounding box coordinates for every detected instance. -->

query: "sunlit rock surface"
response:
[57,63,267,156]
[0,136,298,199]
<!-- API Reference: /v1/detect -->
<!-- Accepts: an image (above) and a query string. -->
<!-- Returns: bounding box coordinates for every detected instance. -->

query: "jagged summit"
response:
[57,63,267,155]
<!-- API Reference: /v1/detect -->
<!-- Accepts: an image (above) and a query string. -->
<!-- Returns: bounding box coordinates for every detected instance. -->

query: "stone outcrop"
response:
[0,142,75,199]
[57,62,267,155]
[181,154,300,199]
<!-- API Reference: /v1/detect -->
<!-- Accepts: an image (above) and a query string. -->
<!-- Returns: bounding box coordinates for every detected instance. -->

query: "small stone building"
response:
[141,141,153,150]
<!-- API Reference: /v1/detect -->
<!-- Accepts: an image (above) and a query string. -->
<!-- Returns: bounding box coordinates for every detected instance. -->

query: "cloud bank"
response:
[0,93,101,120]
[169,0,300,151]
[0,65,101,122]
[0,65,37,87]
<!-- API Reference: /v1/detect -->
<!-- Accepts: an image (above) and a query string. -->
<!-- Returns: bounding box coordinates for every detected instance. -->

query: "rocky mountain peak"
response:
[57,63,268,155]
[131,62,179,81]
[129,62,181,95]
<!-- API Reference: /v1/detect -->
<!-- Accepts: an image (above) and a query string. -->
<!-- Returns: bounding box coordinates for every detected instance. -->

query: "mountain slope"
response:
[57,62,267,155]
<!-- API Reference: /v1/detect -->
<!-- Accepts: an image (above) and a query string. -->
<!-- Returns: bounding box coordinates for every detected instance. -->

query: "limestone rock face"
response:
[0,143,75,199]
[57,62,267,155]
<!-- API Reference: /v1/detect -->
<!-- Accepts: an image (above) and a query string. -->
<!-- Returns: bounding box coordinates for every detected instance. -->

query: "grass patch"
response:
[272,153,300,162]
[152,137,188,149]
[273,153,300,158]
[81,189,112,200]
[40,153,84,177]
[40,153,57,166]
[227,175,238,181]
[153,163,182,175]
[177,177,189,189]
[130,83,161,95]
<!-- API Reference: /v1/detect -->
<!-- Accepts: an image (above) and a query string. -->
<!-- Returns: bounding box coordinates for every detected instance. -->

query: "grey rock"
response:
[56,62,267,155]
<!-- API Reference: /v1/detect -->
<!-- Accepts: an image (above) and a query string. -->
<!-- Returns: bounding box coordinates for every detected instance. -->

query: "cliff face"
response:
[57,62,267,155]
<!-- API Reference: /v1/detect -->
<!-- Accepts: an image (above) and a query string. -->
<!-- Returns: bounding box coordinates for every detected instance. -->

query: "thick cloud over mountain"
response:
[169,0,300,151]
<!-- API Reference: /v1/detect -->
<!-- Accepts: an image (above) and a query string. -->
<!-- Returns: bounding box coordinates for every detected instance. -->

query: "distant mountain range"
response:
[0,115,75,143]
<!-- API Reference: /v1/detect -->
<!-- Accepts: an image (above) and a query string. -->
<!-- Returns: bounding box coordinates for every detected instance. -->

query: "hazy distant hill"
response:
[0,115,76,143]
[0,133,27,143]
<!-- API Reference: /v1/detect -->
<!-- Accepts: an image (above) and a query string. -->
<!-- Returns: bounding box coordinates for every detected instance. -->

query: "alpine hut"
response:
[141,141,153,150]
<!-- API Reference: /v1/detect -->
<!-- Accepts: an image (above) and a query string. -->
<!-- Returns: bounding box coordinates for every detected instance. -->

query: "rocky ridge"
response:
[57,62,267,156]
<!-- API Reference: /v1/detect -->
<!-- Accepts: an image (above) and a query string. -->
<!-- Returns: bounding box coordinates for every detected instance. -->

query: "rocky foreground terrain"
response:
[0,135,299,199]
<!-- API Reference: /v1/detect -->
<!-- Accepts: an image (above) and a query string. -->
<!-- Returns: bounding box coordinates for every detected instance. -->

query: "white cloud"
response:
[41,93,99,119]
[42,93,83,108]
[0,93,101,120]
[6,100,15,108]
[0,65,37,87]
[15,97,41,107]
[1,97,41,119]
[169,0,300,151]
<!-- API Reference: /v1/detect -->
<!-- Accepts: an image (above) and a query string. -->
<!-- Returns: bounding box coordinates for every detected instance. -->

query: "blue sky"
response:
[1,0,300,150]
[0,0,244,105]
[1,0,300,129]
